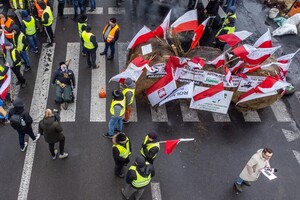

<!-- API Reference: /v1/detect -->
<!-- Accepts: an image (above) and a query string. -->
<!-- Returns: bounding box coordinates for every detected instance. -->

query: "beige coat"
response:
[239,149,271,181]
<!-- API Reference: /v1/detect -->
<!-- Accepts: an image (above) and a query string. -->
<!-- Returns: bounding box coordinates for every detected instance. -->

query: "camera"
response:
[53,109,61,122]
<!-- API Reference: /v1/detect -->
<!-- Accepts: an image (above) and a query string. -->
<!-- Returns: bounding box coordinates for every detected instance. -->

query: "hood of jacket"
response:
[42,116,56,126]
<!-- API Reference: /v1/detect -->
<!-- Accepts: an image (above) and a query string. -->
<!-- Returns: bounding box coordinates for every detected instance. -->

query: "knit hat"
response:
[117,133,127,143]
[110,17,116,23]
[112,90,124,100]
[38,1,46,9]
[21,10,29,18]
[135,155,146,168]
[85,25,92,32]
[124,78,133,87]
[148,132,158,141]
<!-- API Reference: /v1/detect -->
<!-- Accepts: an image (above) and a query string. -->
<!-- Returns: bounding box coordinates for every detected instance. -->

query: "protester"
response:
[121,155,155,200]
[77,15,88,56]
[122,78,136,123]
[8,97,40,151]
[39,1,54,47]
[103,90,125,139]
[34,0,48,33]
[225,0,237,13]
[234,148,276,192]
[73,0,84,21]
[140,132,160,164]
[88,0,96,12]
[112,132,131,178]
[58,0,68,18]
[81,25,99,68]
[38,109,69,159]
[0,12,15,43]
[100,18,120,60]
[21,10,39,53]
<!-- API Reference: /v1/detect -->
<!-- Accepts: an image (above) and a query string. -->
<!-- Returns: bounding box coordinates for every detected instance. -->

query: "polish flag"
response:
[171,9,198,33]
[146,71,177,106]
[230,60,244,74]
[164,139,180,154]
[277,49,300,64]
[109,68,143,83]
[232,44,256,58]
[192,82,224,102]
[165,56,188,74]
[236,87,277,104]
[208,53,226,69]
[224,66,233,86]
[127,56,150,71]
[152,10,172,40]
[242,62,277,74]
[253,29,272,48]
[0,68,11,100]
[187,56,206,69]
[273,62,291,77]
[0,32,5,50]
[191,17,210,49]
[244,46,281,65]
[217,30,253,47]
[127,26,156,50]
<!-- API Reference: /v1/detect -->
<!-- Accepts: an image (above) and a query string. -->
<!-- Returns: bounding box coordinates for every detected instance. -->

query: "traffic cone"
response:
[99,87,106,98]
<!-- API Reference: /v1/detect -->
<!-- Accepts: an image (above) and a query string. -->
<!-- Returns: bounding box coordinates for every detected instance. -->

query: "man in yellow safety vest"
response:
[39,1,54,47]
[122,77,136,123]
[81,25,99,69]
[140,132,160,164]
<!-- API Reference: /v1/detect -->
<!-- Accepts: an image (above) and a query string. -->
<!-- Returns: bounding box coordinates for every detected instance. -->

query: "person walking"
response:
[12,25,31,72]
[21,10,38,53]
[34,0,48,33]
[112,132,131,178]
[39,1,54,47]
[140,132,160,164]
[8,97,40,151]
[121,155,155,200]
[88,0,96,12]
[81,25,99,68]
[38,109,68,159]
[100,18,120,60]
[103,90,125,139]
[122,78,135,123]
[3,41,27,88]
[77,15,88,56]
[73,0,84,21]
[0,12,15,43]
[58,0,68,18]
[234,148,275,192]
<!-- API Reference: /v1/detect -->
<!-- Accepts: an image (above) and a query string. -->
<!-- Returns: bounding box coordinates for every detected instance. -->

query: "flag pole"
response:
[158,138,195,144]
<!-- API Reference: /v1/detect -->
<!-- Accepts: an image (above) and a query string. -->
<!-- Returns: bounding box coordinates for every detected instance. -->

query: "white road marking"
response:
[282,129,300,142]
[151,105,168,122]
[212,112,231,122]
[296,91,300,102]
[151,182,162,200]
[242,111,261,122]
[64,7,104,15]
[108,7,126,14]
[60,43,80,122]
[179,100,199,122]
[90,43,106,122]
[270,99,292,122]
[18,44,56,200]
[292,150,300,166]
[118,43,137,122]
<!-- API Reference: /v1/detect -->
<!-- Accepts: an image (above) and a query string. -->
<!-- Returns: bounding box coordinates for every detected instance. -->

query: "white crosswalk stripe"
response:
[293,150,300,166]
[180,100,200,122]
[270,99,292,122]
[108,7,126,14]
[64,7,104,15]
[151,105,168,122]
[151,182,162,200]
[242,111,261,122]
[212,112,231,122]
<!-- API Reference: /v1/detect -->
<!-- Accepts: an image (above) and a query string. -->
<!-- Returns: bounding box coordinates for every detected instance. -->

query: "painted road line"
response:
[293,150,300,166]
[212,113,231,122]
[118,42,137,122]
[18,44,55,200]
[242,111,261,122]
[179,100,199,122]
[151,182,162,200]
[270,99,292,122]
[52,0,58,33]
[108,7,126,14]
[60,43,80,122]
[90,43,106,122]
[64,7,104,15]
[151,105,168,122]
[282,129,300,142]
[296,91,300,102]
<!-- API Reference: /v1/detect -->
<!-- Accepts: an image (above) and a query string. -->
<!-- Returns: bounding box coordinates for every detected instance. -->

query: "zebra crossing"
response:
[63,7,126,15]
[28,41,296,124]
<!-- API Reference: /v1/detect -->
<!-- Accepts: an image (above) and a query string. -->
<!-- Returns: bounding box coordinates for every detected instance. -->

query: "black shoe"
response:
[107,56,114,60]
[122,119,129,124]
[100,52,107,55]
[88,9,95,12]
[243,181,251,186]
[21,82,27,88]
[93,65,100,69]
[103,133,113,139]
[24,66,31,72]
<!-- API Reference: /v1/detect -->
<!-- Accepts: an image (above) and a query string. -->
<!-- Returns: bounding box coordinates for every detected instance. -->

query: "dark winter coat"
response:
[38,116,64,144]
[8,98,33,131]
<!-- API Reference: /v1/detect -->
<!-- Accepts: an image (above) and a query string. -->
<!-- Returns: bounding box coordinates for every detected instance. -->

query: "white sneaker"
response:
[21,142,28,152]
[33,134,41,142]
[59,152,69,159]
[52,149,58,160]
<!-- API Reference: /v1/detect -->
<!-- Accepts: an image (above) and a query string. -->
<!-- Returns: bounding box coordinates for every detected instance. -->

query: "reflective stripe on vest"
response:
[82,31,95,49]
[110,99,125,116]
[129,165,151,188]
[3,18,14,39]
[102,24,120,43]
[23,16,36,35]
[78,22,86,38]
[14,32,27,52]
[140,135,160,159]
[112,139,131,159]
[4,49,21,66]
[122,88,135,105]
[0,65,5,80]
[11,0,24,9]
[42,6,53,26]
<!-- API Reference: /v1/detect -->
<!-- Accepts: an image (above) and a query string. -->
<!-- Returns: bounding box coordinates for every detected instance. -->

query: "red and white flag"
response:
[272,62,290,77]
[187,56,206,70]
[230,60,244,74]
[191,17,210,49]
[192,82,224,102]
[171,9,198,33]
[253,29,272,48]
[236,87,277,104]
[127,56,150,71]
[164,139,180,154]
[146,71,177,106]
[127,26,156,50]
[208,53,226,69]
[0,32,5,50]
[165,56,188,74]
[232,44,256,58]
[109,69,143,83]
[224,66,233,86]
[0,68,11,100]
[277,48,300,64]
[217,30,252,47]
[152,10,171,40]
[242,62,274,74]
[244,46,281,65]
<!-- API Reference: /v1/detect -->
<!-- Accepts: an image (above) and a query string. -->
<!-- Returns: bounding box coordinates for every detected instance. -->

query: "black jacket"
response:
[8,107,33,131]
[52,68,76,87]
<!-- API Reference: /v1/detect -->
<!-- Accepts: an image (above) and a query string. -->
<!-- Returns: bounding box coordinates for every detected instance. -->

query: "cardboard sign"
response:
[237,76,266,92]
[178,69,205,85]
[141,44,152,55]
[203,71,241,88]
[146,63,167,78]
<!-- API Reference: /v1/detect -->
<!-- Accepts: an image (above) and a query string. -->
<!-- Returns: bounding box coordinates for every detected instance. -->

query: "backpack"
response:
[10,112,26,130]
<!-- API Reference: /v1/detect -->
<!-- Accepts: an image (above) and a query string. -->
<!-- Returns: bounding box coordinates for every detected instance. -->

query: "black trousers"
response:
[11,66,25,84]
[49,136,65,156]
[58,2,65,16]
[44,25,54,44]
[86,48,97,68]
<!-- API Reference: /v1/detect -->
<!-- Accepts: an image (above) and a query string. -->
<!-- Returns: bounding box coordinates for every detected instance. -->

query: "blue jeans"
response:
[108,116,123,136]
[103,42,115,58]
[20,50,31,67]
[27,34,38,51]
[89,0,96,9]
[236,177,243,185]
[17,127,36,149]
[73,0,84,19]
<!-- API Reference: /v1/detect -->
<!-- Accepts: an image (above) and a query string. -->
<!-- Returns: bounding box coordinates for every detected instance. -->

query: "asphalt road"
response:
[0,0,300,200]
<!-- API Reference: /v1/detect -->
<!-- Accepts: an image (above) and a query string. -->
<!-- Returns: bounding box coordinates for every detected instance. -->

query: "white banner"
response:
[237,76,266,92]
[203,71,241,87]
[178,68,205,84]
[146,63,167,78]
[109,68,143,82]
